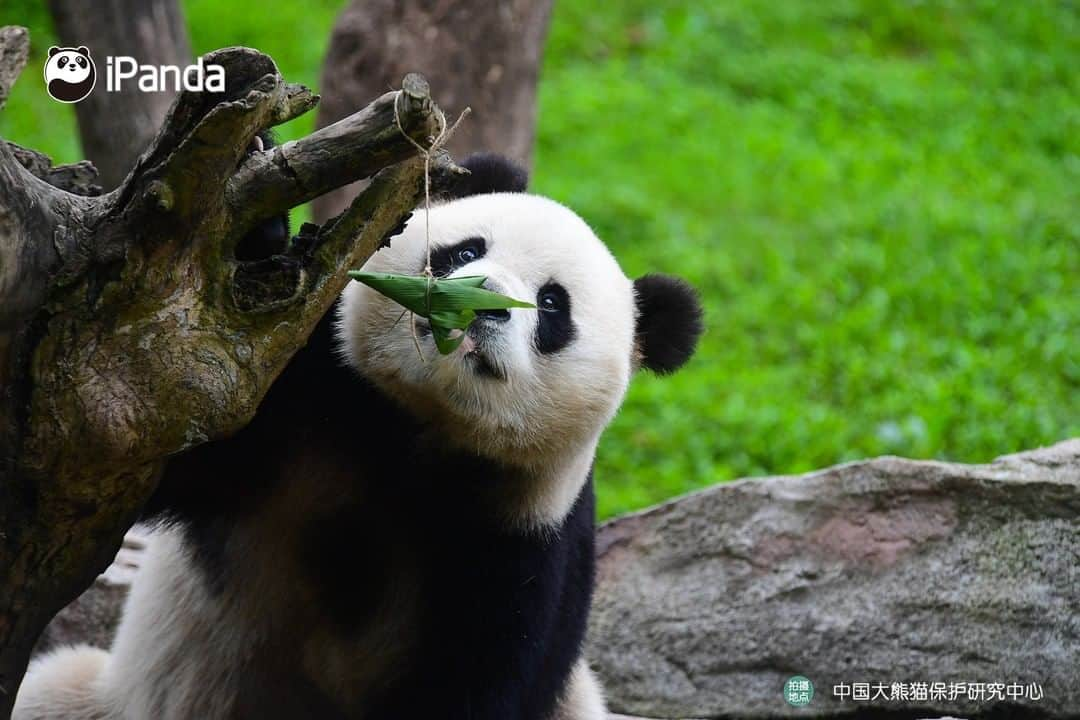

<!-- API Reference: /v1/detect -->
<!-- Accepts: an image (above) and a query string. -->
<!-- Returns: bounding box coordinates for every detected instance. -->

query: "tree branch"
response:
[226,72,435,234]
[5,141,102,196]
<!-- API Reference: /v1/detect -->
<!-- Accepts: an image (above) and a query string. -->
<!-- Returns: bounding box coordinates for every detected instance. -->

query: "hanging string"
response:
[392,90,471,279]
[391,89,470,358]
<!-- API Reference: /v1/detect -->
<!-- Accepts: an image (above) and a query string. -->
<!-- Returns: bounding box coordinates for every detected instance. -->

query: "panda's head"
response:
[43,46,96,103]
[339,154,702,491]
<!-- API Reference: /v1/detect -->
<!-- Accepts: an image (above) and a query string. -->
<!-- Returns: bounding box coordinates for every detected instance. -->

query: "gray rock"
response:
[588,440,1080,719]
[34,528,147,656]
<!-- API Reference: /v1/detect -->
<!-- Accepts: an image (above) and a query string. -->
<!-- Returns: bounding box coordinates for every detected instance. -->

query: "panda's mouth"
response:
[458,334,506,381]
[415,321,507,381]
[466,349,505,381]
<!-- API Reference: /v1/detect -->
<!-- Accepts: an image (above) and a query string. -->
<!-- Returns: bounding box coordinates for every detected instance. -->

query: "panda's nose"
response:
[474,278,513,323]
[475,307,510,323]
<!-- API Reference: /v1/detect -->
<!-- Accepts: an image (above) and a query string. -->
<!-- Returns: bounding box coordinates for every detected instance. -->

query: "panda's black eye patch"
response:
[429,237,486,277]
[58,55,68,65]
[76,57,87,68]
[535,282,575,355]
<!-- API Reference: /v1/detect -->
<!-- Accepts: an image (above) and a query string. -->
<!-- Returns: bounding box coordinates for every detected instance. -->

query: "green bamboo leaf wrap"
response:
[348,271,535,354]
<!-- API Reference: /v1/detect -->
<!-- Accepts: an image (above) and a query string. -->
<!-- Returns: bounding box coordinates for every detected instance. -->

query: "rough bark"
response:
[48,0,193,190]
[0,24,453,715]
[312,0,553,222]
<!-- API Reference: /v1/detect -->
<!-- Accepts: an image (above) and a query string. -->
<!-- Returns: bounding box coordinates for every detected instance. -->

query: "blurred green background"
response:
[2,1,1077,519]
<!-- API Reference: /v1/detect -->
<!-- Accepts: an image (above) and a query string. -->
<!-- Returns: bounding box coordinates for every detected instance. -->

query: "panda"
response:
[43,46,96,103]
[14,154,703,720]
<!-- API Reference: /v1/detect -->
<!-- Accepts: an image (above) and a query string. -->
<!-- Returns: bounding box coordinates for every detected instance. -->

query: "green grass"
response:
[2,0,1077,519]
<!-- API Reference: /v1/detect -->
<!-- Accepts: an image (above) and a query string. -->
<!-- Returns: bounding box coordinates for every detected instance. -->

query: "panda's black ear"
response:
[633,274,703,374]
[449,153,529,198]
[76,46,90,56]
[48,46,60,57]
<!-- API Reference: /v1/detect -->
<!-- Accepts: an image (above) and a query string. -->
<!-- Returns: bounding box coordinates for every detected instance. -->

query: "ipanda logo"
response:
[43,46,96,103]
[45,46,225,103]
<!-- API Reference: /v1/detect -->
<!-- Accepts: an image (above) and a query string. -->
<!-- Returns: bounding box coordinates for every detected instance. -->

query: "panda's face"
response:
[339,193,636,465]
[44,48,93,84]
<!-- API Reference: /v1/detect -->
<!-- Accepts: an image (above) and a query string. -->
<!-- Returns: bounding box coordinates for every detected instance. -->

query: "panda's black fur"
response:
[141,155,598,719]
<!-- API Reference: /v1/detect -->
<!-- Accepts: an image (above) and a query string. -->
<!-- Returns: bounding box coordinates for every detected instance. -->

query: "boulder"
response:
[588,440,1080,719]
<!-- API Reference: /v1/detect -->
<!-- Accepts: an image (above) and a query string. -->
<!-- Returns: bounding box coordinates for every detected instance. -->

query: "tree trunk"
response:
[312,0,552,222]
[0,25,455,716]
[48,0,192,190]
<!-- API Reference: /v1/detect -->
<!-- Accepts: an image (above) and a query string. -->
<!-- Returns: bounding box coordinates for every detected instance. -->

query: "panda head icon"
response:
[44,46,96,103]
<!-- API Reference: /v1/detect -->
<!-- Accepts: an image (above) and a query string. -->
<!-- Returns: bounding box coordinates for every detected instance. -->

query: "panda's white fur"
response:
[15,160,701,719]
[11,645,108,720]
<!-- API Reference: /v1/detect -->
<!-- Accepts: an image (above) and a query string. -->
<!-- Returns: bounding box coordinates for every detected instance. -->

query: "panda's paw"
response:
[549,659,606,720]
[235,130,291,261]
[13,645,113,720]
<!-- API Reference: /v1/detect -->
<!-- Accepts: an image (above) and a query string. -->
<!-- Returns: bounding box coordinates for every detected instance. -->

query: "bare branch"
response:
[118,48,291,211]
[273,82,320,125]
[5,141,102,196]
[226,74,436,233]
